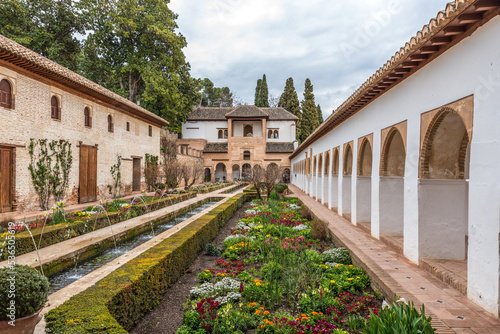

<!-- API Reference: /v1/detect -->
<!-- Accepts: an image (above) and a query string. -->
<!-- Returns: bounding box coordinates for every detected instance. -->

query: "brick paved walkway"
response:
[288,184,500,334]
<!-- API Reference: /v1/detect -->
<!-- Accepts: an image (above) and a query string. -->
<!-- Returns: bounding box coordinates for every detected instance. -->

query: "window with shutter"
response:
[84,107,92,128]
[0,79,12,109]
[51,96,60,120]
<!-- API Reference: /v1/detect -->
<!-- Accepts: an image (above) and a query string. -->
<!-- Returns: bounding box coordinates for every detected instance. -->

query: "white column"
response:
[371,131,381,239]
[328,150,333,210]
[338,146,345,216]
[403,114,421,264]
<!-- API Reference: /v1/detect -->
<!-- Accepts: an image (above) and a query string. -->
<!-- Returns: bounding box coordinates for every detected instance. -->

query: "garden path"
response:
[287,184,500,334]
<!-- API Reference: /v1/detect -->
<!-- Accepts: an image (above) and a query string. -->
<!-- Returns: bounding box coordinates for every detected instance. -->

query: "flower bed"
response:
[177,198,434,334]
[44,192,249,333]
[0,192,196,261]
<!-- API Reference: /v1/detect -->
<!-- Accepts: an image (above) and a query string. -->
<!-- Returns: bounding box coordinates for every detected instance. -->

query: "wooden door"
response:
[79,145,97,203]
[0,147,12,212]
[132,158,141,192]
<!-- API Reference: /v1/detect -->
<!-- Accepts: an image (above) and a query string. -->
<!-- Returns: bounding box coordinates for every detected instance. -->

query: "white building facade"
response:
[290,1,500,317]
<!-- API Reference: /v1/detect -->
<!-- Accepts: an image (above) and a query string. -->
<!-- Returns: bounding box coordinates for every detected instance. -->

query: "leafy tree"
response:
[0,0,85,71]
[279,77,302,140]
[254,78,262,105]
[200,78,233,107]
[80,0,200,132]
[316,104,324,123]
[300,78,319,142]
[256,74,270,107]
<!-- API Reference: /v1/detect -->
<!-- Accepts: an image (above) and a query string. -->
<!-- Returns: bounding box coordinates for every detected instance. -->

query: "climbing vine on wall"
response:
[110,155,122,198]
[28,139,73,210]
[144,154,159,191]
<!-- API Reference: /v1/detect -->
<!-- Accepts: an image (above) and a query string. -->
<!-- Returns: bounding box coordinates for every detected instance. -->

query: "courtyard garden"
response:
[174,197,435,333]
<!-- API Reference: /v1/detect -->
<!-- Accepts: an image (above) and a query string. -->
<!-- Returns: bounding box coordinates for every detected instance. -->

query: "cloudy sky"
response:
[169,0,451,118]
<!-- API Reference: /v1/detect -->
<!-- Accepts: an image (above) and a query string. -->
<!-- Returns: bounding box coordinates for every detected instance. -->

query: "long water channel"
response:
[48,200,219,294]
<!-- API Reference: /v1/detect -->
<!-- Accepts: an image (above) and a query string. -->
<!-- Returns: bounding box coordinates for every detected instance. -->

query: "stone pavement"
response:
[288,184,500,334]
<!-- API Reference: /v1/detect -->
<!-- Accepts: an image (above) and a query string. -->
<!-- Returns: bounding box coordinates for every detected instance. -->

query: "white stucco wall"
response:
[266,120,296,142]
[182,120,229,142]
[291,16,500,316]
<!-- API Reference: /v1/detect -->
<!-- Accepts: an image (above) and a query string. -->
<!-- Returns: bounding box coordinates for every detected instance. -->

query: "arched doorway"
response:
[380,127,406,241]
[232,164,240,180]
[356,137,373,225]
[215,163,226,182]
[242,163,252,179]
[419,109,470,260]
[342,143,353,219]
[283,168,290,184]
[204,168,211,182]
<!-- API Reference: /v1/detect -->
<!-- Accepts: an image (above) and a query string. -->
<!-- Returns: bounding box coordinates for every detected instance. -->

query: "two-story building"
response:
[0,35,168,213]
[180,105,298,182]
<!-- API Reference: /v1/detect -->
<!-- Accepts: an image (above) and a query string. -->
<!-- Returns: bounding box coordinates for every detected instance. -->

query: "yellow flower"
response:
[325,266,329,269]
[347,278,354,281]
[349,265,353,267]
[357,276,360,279]
[330,280,335,284]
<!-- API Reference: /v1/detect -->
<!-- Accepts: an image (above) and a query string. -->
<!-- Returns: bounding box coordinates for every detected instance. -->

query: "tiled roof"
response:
[291,0,498,158]
[0,34,168,127]
[225,105,269,118]
[266,142,295,153]
[204,143,228,153]
[187,106,298,121]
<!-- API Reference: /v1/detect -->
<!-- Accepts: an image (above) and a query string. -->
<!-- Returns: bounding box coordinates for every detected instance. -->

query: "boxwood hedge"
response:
[45,192,248,333]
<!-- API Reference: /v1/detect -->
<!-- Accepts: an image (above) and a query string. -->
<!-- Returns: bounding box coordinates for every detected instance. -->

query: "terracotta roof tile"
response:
[266,142,295,153]
[204,143,228,153]
[187,106,298,121]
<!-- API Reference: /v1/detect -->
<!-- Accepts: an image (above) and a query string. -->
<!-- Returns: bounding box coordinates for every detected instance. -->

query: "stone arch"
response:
[420,108,470,179]
[215,163,227,181]
[204,168,211,182]
[343,144,353,175]
[324,150,330,175]
[0,78,13,109]
[358,138,373,176]
[381,127,406,177]
[332,148,339,175]
[232,164,240,180]
[242,163,252,179]
[318,154,323,175]
[244,125,253,136]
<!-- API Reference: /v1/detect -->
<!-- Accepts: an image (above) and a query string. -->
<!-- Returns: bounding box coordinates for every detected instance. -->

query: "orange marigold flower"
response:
[255,310,261,314]
[312,311,317,315]
[264,311,269,315]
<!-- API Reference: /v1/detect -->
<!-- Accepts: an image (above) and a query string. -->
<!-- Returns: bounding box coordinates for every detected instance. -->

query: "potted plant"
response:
[0,265,49,334]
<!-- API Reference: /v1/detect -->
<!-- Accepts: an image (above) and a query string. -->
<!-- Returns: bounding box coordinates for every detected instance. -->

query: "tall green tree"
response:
[300,78,319,142]
[316,104,324,123]
[80,0,200,132]
[200,78,233,107]
[255,74,270,107]
[254,78,262,105]
[279,77,302,140]
[0,0,85,71]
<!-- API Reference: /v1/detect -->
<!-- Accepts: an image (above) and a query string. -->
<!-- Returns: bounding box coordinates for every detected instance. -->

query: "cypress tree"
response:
[254,78,262,105]
[256,74,269,107]
[300,78,319,142]
[279,77,302,140]
[316,104,324,123]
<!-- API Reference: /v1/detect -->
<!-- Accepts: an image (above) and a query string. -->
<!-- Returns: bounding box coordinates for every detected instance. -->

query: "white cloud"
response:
[170,0,451,117]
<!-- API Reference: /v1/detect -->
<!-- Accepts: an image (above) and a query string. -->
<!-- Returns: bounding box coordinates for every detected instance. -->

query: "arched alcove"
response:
[381,128,406,177]
[242,163,252,179]
[204,168,211,182]
[358,139,373,176]
[330,148,340,210]
[343,145,353,176]
[342,143,353,218]
[215,163,226,182]
[232,164,240,180]
[418,108,470,260]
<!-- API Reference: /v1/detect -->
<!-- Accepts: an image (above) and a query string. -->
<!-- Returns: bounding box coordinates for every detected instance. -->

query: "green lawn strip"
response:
[45,193,249,333]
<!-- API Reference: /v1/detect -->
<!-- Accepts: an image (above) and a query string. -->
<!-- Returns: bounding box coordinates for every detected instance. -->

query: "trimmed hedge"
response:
[45,192,249,333]
[41,197,218,277]
[193,182,232,194]
[0,193,195,261]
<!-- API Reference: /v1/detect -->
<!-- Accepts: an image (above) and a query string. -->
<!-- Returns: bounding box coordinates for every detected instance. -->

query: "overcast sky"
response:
[169,0,451,118]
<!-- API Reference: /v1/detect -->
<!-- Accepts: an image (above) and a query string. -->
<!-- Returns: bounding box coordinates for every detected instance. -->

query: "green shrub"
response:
[322,247,352,265]
[362,302,435,334]
[275,184,287,194]
[304,249,322,265]
[0,265,49,320]
[269,191,280,201]
[205,243,221,256]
